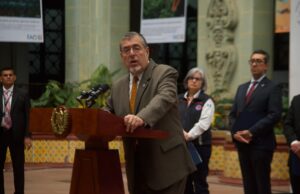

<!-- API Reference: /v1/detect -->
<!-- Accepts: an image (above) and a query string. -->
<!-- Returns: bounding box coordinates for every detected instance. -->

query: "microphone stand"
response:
[76,85,110,108]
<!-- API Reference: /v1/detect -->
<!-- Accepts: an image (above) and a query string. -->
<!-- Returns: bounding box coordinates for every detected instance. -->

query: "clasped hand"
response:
[124,114,144,133]
[24,137,32,150]
[233,130,252,144]
[183,130,191,141]
[291,141,300,158]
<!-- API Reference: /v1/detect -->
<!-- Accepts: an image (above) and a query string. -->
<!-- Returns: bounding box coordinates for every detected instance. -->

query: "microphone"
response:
[76,84,110,107]
[76,84,108,100]
[76,90,90,101]
[85,84,110,102]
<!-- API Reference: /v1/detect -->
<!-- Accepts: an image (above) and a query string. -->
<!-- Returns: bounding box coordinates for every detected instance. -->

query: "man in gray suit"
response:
[229,49,282,194]
[106,32,195,194]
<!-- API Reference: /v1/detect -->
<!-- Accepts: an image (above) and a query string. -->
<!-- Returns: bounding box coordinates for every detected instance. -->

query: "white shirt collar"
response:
[184,90,201,99]
[251,74,266,83]
[130,73,143,82]
[3,85,14,93]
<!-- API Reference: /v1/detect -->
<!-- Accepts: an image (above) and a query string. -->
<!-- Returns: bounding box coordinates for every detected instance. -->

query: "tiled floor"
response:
[4,167,291,194]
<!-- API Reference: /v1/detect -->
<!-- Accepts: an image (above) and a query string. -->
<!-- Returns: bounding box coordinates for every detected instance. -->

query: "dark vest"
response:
[178,91,212,145]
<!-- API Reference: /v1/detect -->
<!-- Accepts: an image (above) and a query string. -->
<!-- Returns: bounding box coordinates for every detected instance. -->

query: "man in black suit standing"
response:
[284,94,300,194]
[0,67,32,194]
[229,50,282,194]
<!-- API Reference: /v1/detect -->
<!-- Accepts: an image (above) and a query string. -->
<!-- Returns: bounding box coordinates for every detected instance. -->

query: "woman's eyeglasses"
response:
[188,77,201,81]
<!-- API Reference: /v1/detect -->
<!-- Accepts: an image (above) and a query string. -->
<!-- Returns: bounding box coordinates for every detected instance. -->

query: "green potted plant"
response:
[210,89,233,130]
[31,65,119,108]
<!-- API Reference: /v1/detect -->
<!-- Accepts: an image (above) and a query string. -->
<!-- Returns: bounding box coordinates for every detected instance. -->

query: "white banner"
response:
[0,0,43,43]
[140,0,187,44]
[289,0,300,99]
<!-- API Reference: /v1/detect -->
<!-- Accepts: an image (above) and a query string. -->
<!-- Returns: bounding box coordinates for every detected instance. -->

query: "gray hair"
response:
[183,67,208,91]
[119,31,148,51]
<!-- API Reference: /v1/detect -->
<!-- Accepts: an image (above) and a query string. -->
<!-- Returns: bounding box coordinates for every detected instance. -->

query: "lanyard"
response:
[3,91,12,111]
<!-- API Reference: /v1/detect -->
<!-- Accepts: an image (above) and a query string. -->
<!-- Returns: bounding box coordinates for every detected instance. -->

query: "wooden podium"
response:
[29,108,168,194]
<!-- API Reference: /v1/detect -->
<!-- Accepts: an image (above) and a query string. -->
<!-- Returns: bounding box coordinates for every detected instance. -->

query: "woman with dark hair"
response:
[178,67,215,194]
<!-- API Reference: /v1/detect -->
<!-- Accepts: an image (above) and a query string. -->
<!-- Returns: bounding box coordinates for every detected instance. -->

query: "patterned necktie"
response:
[130,76,138,113]
[245,81,258,104]
[2,90,12,129]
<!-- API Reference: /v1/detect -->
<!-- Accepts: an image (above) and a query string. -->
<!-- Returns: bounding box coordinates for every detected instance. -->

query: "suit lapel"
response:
[241,82,250,99]
[11,87,18,113]
[121,76,130,113]
[0,87,17,113]
[241,82,250,108]
[243,77,269,108]
[134,60,155,113]
[0,88,3,114]
[0,87,17,115]
[248,77,268,103]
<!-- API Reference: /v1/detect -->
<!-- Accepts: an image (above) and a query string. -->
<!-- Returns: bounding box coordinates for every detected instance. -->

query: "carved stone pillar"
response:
[205,0,238,93]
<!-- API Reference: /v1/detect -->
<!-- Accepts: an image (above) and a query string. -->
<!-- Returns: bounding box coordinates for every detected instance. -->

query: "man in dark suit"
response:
[284,94,300,194]
[229,49,282,194]
[0,67,31,194]
[106,32,196,194]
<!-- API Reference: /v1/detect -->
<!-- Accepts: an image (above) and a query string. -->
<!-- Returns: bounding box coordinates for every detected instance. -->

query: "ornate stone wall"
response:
[205,0,238,92]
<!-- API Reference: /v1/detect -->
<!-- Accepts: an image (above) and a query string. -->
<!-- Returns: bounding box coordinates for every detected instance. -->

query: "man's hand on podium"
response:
[124,114,145,133]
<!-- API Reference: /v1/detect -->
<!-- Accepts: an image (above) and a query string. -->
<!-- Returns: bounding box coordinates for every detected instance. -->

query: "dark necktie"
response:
[2,90,12,129]
[130,76,138,113]
[245,81,258,104]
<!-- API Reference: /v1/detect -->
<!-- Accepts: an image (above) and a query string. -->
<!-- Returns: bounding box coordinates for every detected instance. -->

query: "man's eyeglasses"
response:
[188,77,202,81]
[248,59,265,65]
[121,45,144,55]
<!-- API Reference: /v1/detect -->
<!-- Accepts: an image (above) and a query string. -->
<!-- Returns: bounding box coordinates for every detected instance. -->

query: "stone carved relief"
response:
[205,0,238,92]
[206,46,237,90]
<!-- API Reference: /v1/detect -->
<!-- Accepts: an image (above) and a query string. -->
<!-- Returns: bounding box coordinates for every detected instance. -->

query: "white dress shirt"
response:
[184,91,215,140]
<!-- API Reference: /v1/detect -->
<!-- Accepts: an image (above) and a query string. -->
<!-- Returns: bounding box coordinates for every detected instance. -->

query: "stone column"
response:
[65,0,130,82]
[198,0,274,97]
[289,0,300,99]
